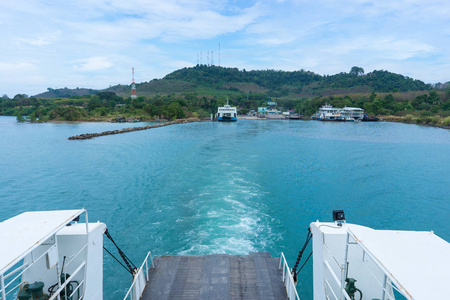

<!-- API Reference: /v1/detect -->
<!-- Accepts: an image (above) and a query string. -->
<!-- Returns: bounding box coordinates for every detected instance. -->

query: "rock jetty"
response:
[68,118,198,140]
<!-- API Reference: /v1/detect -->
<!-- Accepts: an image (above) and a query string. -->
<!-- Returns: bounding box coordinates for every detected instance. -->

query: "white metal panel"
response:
[57,222,106,300]
[348,226,450,299]
[0,209,85,274]
[46,244,58,270]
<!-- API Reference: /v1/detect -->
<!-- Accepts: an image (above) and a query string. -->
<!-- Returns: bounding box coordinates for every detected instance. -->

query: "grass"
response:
[382,114,450,128]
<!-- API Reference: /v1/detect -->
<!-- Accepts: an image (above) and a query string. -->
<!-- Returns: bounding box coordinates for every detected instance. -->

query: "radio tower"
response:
[131,67,137,99]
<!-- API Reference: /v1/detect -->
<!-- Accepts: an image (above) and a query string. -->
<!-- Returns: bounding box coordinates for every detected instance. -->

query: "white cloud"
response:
[0,0,449,96]
[16,31,60,47]
[0,61,36,73]
[324,37,435,60]
[73,57,114,72]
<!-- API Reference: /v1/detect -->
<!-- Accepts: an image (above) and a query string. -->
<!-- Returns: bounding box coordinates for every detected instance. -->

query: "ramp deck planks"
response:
[141,252,288,300]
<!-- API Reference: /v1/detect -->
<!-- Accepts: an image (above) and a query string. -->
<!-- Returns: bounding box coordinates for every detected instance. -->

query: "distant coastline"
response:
[236,115,450,129]
[6,115,449,130]
[3,67,449,131]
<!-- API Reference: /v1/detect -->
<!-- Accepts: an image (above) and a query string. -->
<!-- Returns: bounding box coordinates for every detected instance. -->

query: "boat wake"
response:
[175,169,280,255]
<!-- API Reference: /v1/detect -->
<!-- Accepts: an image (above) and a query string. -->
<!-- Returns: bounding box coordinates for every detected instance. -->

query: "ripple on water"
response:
[0,118,449,300]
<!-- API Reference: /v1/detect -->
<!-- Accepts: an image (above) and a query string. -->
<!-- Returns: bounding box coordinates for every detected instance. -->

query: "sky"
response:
[1,0,449,97]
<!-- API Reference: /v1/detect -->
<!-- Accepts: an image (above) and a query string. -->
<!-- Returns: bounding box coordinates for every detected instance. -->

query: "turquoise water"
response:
[1,116,449,299]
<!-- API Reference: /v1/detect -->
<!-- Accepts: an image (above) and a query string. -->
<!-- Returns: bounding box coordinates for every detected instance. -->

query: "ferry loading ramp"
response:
[140,252,289,300]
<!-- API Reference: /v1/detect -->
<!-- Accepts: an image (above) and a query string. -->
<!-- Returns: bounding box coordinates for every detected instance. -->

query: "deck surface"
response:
[141,252,288,300]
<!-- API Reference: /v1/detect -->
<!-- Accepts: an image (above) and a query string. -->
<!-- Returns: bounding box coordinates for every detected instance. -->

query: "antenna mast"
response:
[131,67,137,99]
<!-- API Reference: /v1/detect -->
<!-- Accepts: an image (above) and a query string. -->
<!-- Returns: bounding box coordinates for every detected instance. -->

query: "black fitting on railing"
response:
[104,229,137,276]
[291,227,312,283]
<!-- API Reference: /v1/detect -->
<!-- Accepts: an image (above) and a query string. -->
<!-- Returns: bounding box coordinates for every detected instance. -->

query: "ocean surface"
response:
[0,116,449,299]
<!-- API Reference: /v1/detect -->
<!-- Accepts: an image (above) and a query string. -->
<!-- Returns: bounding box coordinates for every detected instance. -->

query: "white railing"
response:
[321,241,353,300]
[1,244,57,299]
[123,252,154,300]
[344,232,398,300]
[321,231,400,300]
[49,261,86,300]
[0,212,90,300]
[279,252,300,300]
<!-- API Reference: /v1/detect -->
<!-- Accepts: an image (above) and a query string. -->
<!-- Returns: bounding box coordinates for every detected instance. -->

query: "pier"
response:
[140,252,289,300]
[68,118,198,140]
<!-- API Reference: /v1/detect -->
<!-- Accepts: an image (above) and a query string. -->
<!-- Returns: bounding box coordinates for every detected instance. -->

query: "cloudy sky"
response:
[1,0,449,97]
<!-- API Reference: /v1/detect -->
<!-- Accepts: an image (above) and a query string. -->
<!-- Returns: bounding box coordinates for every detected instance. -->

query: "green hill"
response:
[4,65,449,128]
[33,65,431,99]
[144,65,431,97]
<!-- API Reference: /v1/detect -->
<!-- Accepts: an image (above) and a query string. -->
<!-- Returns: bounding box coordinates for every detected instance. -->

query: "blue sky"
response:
[1,0,449,97]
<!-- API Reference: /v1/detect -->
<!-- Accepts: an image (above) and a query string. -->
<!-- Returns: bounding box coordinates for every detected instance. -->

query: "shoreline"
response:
[380,115,450,130]
[238,115,450,129]
[48,120,110,123]
[5,115,449,130]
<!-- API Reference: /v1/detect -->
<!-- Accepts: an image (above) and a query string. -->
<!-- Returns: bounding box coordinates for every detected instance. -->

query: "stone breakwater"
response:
[68,118,199,140]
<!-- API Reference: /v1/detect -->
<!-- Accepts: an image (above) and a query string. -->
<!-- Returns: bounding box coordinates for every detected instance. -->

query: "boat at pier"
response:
[312,104,364,121]
[339,107,364,121]
[362,114,380,122]
[1,209,449,300]
[216,100,237,122]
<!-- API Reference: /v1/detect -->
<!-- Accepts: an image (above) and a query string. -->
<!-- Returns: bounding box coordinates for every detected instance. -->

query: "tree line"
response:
[1,65,449,126]
[1,88,449,125]
[162,65,431,94]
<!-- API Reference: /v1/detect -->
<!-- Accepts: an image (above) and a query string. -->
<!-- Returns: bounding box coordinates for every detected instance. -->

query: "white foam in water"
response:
[173,171,276,255]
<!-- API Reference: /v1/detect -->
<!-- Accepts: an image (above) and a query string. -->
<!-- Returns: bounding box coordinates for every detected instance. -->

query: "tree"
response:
[13,94,28,100]
[16,112,25,122]
[349,66,364,76]
[445,87,450,101]
[166,102,185,119]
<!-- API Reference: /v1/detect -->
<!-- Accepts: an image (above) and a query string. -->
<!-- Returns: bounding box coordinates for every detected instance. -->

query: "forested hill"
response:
[4,65,449,128]
[163,66,322,90]
[160,65,431,95]
[33,65,431,98]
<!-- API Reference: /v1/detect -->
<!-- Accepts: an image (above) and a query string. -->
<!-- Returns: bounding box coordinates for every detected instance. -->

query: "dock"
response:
[141,252,289,300]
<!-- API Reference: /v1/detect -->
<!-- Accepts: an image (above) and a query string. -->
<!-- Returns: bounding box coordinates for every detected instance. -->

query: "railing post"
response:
[382,274,387,300]
[1,274,6,300]
[145,257,149,282]
[341,232,350,299]
[83,210,89,298]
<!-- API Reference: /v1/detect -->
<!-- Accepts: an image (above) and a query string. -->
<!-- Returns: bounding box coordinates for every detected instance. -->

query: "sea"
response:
[0,116,449,299]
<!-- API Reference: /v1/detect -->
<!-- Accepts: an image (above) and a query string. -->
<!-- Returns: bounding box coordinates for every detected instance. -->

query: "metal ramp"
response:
[140,252,289,300]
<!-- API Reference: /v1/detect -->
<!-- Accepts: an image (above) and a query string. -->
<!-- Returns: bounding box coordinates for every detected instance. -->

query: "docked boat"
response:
[1,209,449,300]
[362,114,380,122]
[311,104,363,122]
[216,100,237,122]
[311,104,341,121]
[339,107,364,121]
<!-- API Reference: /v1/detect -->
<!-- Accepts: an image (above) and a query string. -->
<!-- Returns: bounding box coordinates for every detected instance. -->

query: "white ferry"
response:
[216,99,237,122]
[340,107,364,120]
[311,104,341,121]
[1,209,449,300]
[312,104,364,121]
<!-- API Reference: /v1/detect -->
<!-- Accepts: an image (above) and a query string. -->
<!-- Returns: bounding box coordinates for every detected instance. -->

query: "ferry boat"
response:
[1,209,449,300]
[216,100,237,122]
[311,104,340,121]
[339,107,364,121]
[311,104,363,122]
